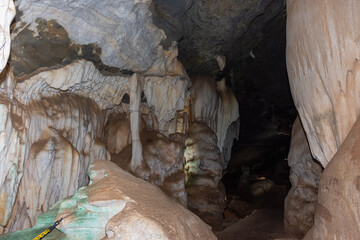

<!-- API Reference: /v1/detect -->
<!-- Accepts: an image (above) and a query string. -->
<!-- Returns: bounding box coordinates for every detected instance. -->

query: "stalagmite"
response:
[184,122,226,230]
[284,117,323,238]
[129,73,144,175]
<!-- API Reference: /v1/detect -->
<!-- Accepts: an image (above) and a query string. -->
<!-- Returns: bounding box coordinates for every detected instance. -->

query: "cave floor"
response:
[215,208,291,240]
[216,186,293,240]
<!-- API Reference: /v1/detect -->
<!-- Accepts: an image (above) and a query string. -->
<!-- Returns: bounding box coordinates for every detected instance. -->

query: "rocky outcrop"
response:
[0,0,15,72]
[184,122,226,230]
[2,160,217,240]
[286,0,360,167]
[284,117,323,238]
[303,117,360,239]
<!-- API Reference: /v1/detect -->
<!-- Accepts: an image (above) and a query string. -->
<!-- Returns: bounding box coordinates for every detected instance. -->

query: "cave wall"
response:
[0,0,15,71]
[287,0,360,168]
[284,117,323,238]
[286,0,360,238]
[0,0,240,234]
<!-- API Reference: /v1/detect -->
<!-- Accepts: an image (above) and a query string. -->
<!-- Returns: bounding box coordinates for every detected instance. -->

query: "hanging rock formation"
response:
[287,0,360,167]
[191,75,240,169]
[3,160,217,240]
[284,117,323,238]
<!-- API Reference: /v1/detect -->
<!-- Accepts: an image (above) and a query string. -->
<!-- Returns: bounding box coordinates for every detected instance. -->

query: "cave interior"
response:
[1,0,359,239]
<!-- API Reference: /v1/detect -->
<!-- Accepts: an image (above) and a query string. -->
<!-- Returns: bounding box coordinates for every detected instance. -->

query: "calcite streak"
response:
[287,0,360,167]
[0,94,110,233]
[0,96,28,231]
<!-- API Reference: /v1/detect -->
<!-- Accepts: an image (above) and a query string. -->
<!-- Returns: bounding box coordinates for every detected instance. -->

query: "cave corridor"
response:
[0,0,360,239]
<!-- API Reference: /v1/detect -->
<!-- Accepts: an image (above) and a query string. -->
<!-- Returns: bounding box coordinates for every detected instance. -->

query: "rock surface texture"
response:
[191,75,239,169]
[0,0,15,71]
[284,117,323,238]
[286,0,360,238]
[287,0,360,167]
[303,117,360,239]
[0,0,241,234]
[184,122,226,230]
[178,0,285,75]
[2,160,217,240]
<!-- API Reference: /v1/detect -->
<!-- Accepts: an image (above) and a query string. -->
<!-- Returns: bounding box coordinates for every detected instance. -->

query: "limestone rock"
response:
[144,75,190,134]
[216,79,240,168]
[111,129,187,206]
[104,113,131,154]
[14,60,131,109]
[2,160,216,240]
[150,0,193,49]
[284,117,323,238]
[191,75,239,168]
[179,0,284,75]
[286,0,360,167]
[184,122,226,230]
[0,0,15,72]
[15,0,165,72]
[1,94,110,233]
[250,179,275,197]
[0,95,28,233]
[304,117,360,239]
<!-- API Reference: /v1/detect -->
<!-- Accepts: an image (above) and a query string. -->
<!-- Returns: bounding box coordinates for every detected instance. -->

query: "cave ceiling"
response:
[153,0,295,171]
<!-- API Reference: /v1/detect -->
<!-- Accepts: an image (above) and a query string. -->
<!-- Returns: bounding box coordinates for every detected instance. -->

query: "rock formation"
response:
[287,0,360,167]
[304,117,360,239]
[1,0,242,235]
[0,0,15,72]
[191,75,240,169]
[286,0,360,238]
[184,122,226,230]
[3,160,217,239]
[284,117,323,238]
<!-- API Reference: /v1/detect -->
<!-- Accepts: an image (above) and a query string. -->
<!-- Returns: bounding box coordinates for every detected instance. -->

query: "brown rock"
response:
[89,160,217,240]
[284,117,323,238]
[286,0,360,167]
[303,117,360,239]
[184,122,226,230]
